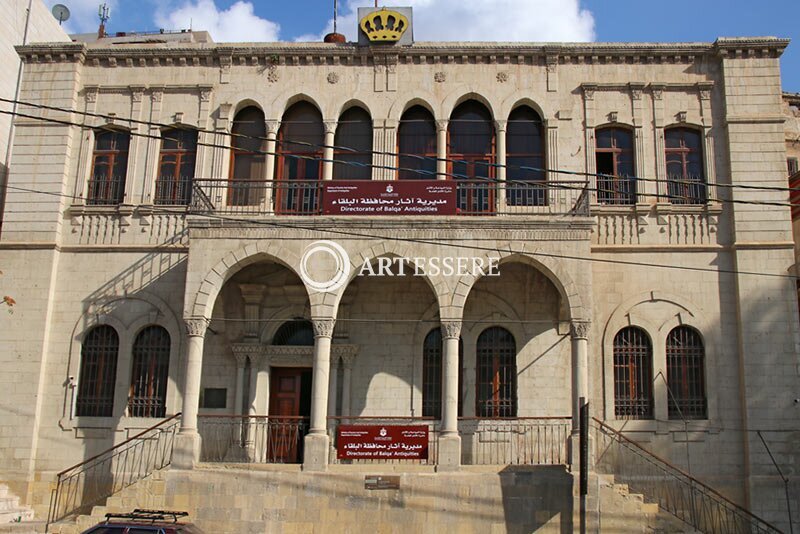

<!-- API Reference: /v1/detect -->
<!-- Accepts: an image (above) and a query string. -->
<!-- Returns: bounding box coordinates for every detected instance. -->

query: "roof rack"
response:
[105,509,189,524]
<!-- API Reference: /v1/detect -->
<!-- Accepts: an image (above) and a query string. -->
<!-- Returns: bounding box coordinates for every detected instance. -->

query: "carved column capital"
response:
[435,119,448,133]
[184,317,209,337]
[494,119,508,133]
[570,320,591,340]
[341,353,356,369]
[312,318,336,338]
[233,352,249,367]
[265,120,280,136]
[323,120,338,135]
[441,321,462,340]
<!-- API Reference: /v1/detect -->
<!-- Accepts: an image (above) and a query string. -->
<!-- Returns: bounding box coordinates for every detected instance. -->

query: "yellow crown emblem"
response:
[359,8,409,42]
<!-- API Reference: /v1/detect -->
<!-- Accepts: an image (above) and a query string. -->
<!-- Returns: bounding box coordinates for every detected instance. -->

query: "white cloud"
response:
[43,0,120,34]
[154,0,280,42]
[299,0,595,43]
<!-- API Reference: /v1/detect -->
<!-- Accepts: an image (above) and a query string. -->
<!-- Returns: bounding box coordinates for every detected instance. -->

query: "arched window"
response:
[273,319,315,346]
[276,102,324,214]
[230,107,266,206]
[76,325,119,417]
[449,100,495,214]
[665,127,706,204]
[398,106,436,180]
[422,328,463,418]
[128,326,171,418]
[334,107,372,180]
[155,128,197,205]
[666,326,707,419]
[507,106,546,206]
[613,327,653,419]
[476,327,516,418]
[595,127,635,205]
[89,130,129,205]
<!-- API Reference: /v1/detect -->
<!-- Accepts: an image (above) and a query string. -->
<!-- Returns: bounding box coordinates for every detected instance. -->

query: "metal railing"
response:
[592,418,782,533]
[197,415,309,464]
[86,176,126,205]
[47,414,180,526]
[189,179,590,216]
[327,416,440,465]
[154,176,193,206]
[459,417,571,465]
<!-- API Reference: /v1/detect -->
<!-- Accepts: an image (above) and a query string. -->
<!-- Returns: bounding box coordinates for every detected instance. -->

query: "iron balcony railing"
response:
[458,417,571,466]
[197,415,309,464]
[189,179,590,216]
[47,413,180,527]
[154,176,193,206]
[86,176,126,205]
[592,418,782,534]
[327,416,440,466]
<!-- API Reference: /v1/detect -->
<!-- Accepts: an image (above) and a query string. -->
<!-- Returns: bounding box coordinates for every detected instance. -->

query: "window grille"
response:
[476,327,517,418]
[76,325,119,417]
[613,326,653,419]
[88,130,129,205]
[665,128,706,204]
[666,326,707,419]
[128,326,171,418]
[273,320,315,346]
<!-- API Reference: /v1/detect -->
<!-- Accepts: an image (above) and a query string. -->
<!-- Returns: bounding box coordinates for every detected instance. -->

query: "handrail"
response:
[47,414,181,528]
[593,417,782,533]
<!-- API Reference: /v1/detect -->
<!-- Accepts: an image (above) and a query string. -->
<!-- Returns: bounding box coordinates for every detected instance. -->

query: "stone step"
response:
[0,510,34,525]
[0,498,21,513]
[0,520,46,533]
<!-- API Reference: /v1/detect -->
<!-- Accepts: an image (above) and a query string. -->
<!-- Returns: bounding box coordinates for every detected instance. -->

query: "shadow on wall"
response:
[499,465,574,533]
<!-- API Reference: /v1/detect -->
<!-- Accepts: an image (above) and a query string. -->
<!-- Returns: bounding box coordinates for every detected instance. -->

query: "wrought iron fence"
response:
[197,415,309,464]
[86,176,126,205]
[327,416,440,465]
[154,176,193,205]
[458,417,571,465]
[592,418,781,534]
[47,414,180,526]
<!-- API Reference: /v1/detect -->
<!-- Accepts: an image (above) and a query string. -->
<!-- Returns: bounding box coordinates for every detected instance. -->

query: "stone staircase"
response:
[0,484,41,534]
[45,465,699,534]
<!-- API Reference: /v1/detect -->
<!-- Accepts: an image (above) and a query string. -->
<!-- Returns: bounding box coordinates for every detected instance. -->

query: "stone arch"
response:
[189,242,305,320]
[499,95,549,122]
[451,245,586,322]
[268,92,327,119]
[442,89,497,120]
[259,304,311,343]
[388,95,439,122]
[337,98,373,118]
[231,98,265,117]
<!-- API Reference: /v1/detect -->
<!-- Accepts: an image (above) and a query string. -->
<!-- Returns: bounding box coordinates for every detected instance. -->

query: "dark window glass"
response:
[277,102,324,214]
[128,326,170,418]
[76,325,119,417]
[665,128,706,204]
[201,388,227,409]
[334,107,372,180]
[476,327,516,418]
[613,327,653,419]
[788,157,799,176]
[449,100,495,214]
[666,326,707,419]
[273,320,315,346]
[89,130,129,205]
[398,106,437,180]
[595,127,636,204]
[156,129,197,205]
[229,107,266,206]
[507,106,546,206]
[422,328,463,418]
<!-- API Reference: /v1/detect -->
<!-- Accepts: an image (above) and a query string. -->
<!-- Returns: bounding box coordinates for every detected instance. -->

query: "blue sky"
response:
[49,0,799,91]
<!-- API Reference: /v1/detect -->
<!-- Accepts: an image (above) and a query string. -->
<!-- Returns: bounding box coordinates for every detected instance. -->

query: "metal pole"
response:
[758,431,794,534]
[579,397,588,495]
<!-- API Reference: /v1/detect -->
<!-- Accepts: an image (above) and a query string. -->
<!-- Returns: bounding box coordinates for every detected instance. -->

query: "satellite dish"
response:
[51,4,71,25]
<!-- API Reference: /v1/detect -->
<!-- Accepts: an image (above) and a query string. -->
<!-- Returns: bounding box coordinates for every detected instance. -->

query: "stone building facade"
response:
[0,17,797,530]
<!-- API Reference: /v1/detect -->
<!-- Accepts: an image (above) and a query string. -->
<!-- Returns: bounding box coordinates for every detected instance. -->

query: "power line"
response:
[4,182,798,281]
[3,95,798,197]
[1,107,797,209]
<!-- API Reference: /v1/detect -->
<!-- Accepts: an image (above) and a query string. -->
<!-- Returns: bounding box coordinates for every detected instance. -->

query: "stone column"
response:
[570,320,590,468]
[234,352,247,415]
[438,320,462,471]
[264,120,279,212]
[322,121,336,181]
[304,318,335,471]
[173,317,208,469]
[495,120,507,210]
[341,353,356,417]
[436,120,448,179]
[328,354,340,417]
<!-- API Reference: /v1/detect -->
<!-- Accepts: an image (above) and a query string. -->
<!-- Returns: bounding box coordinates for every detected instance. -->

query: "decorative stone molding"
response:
[185,317,209,337]
[260,344,358,367]
[570,320,590,340]
[151,91,163,103]
[677,111,688,123]
[582,84,596,101]
[266,65,279,83]
[232,351,249,367]
[265,120,280,135]
[199,88,212,102]
[496,71,509,83]
[323,121,337,135]
[327,72,339,84]
[130,86,144,102]
[441,321,462,340]
[312,319,336,338]
[435,120,448,132]
[85,88,98,103]
[651,85,664,101]
[340,352,357,369]
[608,111,618,123]
[494,120,507,133]
[434,71,446,83]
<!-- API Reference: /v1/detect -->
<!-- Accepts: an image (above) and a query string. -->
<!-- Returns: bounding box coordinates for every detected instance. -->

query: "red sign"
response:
[323,181,456,215]
[336,425,429,460]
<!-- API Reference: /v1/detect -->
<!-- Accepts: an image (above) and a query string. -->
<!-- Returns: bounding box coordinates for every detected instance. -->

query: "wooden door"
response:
[268,368,311,463]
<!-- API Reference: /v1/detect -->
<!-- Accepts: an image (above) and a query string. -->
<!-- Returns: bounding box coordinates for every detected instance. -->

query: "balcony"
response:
[189,179,590,217]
